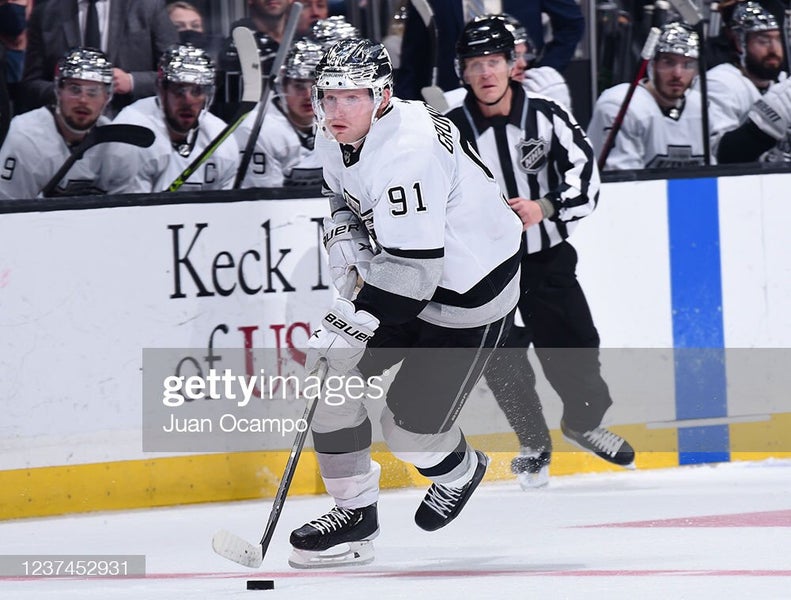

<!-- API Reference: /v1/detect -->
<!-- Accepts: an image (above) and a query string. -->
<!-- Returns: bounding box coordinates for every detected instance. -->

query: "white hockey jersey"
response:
[444,67,572,112]
[0,107,115,200]
[318,98,523,329]
[108,97,239,193]
[234,99,322,188]
[587,82,708,170]
[707,62,791,162]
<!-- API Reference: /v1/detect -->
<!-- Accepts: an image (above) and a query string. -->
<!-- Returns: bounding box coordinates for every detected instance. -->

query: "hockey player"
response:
[289,39,523,568]
[443,14,571,111]
[446,16,635,489]
[588,22,707,170]
[707,1,791,163]
[0,47,120,199]
[108,44,239,192]
[235,38,325,188]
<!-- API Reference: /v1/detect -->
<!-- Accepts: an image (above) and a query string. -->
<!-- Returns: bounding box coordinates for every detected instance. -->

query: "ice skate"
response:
[288,503,379,569]
[561,420,635,468]
[511,448,551,489]
[415,450,489,532]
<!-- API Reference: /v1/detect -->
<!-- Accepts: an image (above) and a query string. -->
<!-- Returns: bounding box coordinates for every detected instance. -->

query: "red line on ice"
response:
[577,508,791,528]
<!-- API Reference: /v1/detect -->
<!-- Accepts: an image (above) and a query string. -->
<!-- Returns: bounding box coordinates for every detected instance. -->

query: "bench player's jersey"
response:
[0,107,112,199]
[109,97,239,193]
[235,99,322,188]
[588,82,708,170]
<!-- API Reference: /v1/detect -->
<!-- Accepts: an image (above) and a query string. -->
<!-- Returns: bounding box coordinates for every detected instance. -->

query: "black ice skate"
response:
[414,450,489,532]
[288,503,379,569]
[561,420,635,468]
[511,448,551,489]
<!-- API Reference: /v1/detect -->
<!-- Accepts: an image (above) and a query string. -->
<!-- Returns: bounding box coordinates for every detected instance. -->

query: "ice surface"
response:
[2,460,790,599]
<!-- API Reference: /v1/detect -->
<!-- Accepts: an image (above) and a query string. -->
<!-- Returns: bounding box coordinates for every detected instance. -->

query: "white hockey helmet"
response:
[312,39,393,141]
[158,44,216,107]
[55,47,114,87]
[655,22,700,59]
[310,16,361,51]
[281,38,325,81]
[729,1,780,61]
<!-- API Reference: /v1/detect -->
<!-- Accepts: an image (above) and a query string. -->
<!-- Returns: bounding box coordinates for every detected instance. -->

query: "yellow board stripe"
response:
[1,420,787,520]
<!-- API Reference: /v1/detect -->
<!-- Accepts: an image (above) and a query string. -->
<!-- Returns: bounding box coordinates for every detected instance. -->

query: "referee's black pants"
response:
[484,240,613,451]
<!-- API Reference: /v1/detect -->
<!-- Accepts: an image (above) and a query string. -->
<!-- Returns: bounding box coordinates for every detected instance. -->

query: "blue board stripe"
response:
[667,178,729,465]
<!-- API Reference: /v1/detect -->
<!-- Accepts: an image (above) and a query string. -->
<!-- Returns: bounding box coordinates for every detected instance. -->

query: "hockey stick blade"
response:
[167,26,261,191]
[212,530,264,568]
[40,124,155,197]
[421,85,449,112]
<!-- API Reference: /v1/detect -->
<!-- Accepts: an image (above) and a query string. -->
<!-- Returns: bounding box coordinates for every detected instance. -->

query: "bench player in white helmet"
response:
[0,47,119,199]
[288,38,522,568]
[235,38,326,188]
[108,44,239,192]
[443,13,571,111]
[707,1,791,163]
[588,21,707,169]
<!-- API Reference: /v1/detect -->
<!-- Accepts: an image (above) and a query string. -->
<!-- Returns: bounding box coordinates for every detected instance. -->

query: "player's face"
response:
[249,0,291,19]
[511,43,528,82]
[284,78,315,127]
[320,88,376,144]
[297,0,328,35]
[463,54,511,105]
[57,77,110,131]
[169,7,203,32]
[652,53,697,101]
[162,82,209,134]
[744,30,783,80]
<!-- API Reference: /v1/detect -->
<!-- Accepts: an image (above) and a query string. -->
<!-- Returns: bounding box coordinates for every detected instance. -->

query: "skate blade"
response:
[288,541,375,569]
[212,530,263,568]
[517,469,549,490]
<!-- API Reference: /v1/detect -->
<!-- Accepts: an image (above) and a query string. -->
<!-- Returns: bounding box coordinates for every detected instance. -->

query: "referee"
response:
[446,15,635,489]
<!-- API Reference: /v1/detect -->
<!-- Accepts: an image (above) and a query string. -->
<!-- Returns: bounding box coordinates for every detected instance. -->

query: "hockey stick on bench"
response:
[167,26,262,192]
[410,0,448,112]
[212,273,358,568]
[233,1,303,189]
[40,124,155,197]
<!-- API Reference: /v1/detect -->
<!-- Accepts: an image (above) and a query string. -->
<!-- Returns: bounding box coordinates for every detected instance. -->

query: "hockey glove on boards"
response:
[323,212,374,293]
[748,78,791,140]
[306,297,380,376]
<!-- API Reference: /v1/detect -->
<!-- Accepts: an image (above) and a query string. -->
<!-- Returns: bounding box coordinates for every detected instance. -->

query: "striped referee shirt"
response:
[446,81,600,254]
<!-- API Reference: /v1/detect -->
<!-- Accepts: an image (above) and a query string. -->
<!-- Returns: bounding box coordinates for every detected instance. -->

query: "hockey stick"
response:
[597,0,668,170]
[233,2,303,189]
[597,27,661,169]
[410,0,448,111]
[40,124,155,197]
[212,274,358,568]
[167,26,262,192]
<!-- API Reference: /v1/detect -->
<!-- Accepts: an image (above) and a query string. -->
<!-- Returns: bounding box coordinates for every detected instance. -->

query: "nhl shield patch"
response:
[517,138,548,174]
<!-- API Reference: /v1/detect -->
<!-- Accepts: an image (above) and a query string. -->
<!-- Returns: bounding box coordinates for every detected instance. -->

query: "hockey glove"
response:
[524,66,572,108]
[323,212,374,293]
[306,297,380,376]
[748,78,791,140]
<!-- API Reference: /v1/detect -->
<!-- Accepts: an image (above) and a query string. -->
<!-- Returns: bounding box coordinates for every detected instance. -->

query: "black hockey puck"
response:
[246,579,275,590]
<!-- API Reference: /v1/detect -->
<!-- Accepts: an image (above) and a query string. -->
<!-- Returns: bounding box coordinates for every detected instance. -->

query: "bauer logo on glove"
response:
[324,312,375,343]
[306,297,380,375]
